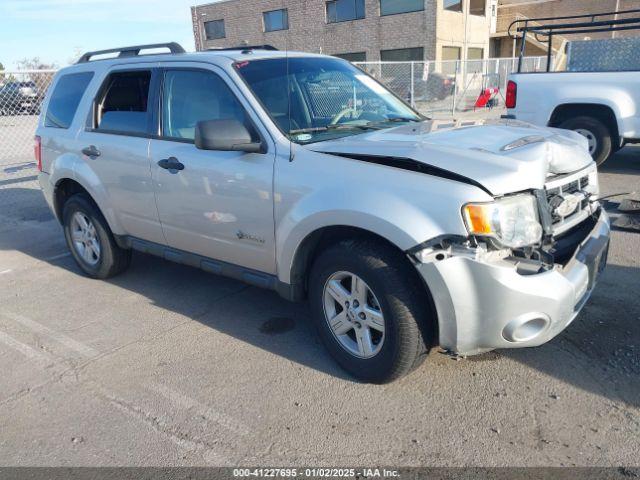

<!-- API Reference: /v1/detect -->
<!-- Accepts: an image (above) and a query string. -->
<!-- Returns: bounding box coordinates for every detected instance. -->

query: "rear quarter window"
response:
[45,72,94,129]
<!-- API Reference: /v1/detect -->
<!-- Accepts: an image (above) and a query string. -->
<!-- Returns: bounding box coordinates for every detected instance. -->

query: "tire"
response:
[308,239,434,383]
[62,194,131,279]
[559,116,613,166]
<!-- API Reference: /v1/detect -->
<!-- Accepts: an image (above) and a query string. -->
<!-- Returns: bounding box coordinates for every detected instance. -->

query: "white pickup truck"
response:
[506,32,640,166]
[506,70,639,166]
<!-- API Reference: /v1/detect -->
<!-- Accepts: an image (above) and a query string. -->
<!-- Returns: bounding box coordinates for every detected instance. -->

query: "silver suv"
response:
[36,43,610,383]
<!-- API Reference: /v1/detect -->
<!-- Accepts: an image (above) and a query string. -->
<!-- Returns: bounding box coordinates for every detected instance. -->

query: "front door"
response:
[149,66,276,274]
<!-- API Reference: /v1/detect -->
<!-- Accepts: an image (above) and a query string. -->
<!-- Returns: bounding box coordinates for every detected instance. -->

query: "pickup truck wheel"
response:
[308,239,432,383]
[559,116,612,166]
[62,194,131,279]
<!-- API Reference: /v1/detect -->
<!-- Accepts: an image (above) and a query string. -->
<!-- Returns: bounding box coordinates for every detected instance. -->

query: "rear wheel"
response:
[62,194,131,279]
[308,239,434,383]
[559,116,613,166]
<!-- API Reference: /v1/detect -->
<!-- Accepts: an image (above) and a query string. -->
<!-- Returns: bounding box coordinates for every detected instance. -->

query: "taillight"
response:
[34,135,42,172]
[506,80,517,109]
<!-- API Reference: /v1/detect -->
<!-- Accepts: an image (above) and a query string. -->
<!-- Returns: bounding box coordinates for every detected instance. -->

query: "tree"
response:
[15,57,57,71]
[15,57,57,92]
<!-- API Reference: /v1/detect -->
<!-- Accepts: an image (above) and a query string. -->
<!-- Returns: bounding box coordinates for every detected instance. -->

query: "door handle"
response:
[81,145,101,158]
[158,157,185,172]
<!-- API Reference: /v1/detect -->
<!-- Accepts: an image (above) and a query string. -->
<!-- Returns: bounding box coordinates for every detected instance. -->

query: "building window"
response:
[469,0,486,16]
[380,0,424,16]
[263,9,289,32]
[467,47,484,60]
[326,0,365,23]
[380,47,424,61]
[442,46,461,61]
[441,46,461,75]
[443,0,462,12]
[204,19,225,40]
[334,52,367,62]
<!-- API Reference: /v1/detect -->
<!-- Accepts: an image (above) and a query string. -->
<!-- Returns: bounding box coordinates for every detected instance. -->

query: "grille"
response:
[545,175,591,234]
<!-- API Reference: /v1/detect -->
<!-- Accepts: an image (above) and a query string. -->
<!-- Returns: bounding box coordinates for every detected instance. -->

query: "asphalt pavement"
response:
[0,139,638,467]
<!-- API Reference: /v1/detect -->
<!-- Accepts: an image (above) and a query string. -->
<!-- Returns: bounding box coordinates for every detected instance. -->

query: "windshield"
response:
[235,56,423,144]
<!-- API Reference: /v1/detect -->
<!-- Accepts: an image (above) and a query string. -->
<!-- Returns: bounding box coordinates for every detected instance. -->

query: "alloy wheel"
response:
[70,212,101,266]
[322,271,385,358]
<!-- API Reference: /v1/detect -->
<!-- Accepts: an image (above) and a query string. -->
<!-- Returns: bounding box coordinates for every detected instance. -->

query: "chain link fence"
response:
[354,56,549,119]
[0,70,55,169]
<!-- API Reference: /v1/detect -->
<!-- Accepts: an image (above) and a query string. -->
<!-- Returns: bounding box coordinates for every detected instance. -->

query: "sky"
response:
[0,0,224,70]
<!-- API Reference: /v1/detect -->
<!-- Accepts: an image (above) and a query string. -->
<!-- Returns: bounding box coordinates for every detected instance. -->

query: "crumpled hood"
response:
[306,119,593,196]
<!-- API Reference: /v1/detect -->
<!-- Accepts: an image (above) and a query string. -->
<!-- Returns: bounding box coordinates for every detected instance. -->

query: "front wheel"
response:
[308,239,434,383]
[559,116,613,166]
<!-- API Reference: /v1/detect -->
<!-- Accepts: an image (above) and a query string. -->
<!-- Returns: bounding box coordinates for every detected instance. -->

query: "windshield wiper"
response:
[290,124,381,135]
[377,117,422,124]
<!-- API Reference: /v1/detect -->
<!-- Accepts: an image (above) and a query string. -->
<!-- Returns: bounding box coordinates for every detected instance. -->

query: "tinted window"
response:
[380,47,424,61]
[444,0,462,12]
[469,0,486,15]
[204,19,225,39]
[327,0,365,23]
[380,0,423,16]
[162,70,246,141]
[264,9,289,32]
[334,52,367,62]
[96,71,151,134]
[45,72,94,129]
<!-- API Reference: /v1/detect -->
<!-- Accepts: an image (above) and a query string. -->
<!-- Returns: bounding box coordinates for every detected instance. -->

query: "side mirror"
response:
[195,119,265,154]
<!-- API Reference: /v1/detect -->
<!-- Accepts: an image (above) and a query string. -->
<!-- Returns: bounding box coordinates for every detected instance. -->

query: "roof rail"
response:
[76,42,186,64]
[509,9,640,72]
[206,45,279,53]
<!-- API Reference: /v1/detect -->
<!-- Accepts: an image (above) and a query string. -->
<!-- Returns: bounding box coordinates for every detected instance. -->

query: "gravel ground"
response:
[0,139,638,467]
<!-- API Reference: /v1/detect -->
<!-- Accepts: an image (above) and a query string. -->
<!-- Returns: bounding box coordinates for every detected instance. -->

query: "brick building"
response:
[191,0,496,62]
[491,0,640,58]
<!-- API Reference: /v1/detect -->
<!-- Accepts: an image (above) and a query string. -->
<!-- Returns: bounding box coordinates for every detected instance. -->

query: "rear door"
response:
[149,63,276,274]
[76,64,165,244]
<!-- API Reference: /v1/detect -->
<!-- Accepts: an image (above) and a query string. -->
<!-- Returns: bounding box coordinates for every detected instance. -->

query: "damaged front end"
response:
[410,163,609,356]
[413,163,600,274]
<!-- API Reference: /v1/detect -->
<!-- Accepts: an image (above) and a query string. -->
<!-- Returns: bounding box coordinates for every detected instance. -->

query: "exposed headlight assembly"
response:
[463,195,543,249]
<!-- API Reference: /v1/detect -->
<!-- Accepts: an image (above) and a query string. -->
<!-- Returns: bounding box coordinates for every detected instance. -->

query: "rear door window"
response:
[45,72,94,129]
[94,70,151,135]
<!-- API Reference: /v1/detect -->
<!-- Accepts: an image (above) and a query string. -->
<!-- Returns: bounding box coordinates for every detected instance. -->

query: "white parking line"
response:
[149,383,250,436]
[0,330,54,366]
[44,252,71,261]
[0,269,12,275]
[1,311,99,358]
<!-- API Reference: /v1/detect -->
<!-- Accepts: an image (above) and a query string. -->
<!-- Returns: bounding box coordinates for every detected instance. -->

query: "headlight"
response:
[463,195,543,248]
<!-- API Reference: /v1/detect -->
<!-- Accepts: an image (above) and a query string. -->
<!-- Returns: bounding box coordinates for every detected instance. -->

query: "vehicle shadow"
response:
[0,186,638,402]
[0,185,352,382]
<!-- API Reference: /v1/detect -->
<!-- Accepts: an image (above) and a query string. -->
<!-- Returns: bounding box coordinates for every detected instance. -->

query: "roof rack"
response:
[76,42,186,64]
[509,9,640,72]
[206,45,279,53]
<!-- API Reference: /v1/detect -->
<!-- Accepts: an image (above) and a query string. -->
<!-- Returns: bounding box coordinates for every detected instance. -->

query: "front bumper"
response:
[417,209,610,356]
